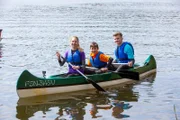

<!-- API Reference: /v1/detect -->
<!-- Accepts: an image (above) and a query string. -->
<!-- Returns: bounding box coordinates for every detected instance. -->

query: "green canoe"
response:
[16,55,156,98]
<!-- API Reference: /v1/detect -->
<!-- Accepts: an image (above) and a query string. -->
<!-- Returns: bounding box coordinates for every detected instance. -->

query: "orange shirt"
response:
[87,52,110,66]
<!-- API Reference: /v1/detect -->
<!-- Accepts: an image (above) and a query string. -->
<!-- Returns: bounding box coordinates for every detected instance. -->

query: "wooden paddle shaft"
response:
[112,63,128,65]
[68,62,88,79]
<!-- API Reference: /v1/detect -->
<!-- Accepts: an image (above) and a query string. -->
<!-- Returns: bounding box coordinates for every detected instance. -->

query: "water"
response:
[0,0,180,120]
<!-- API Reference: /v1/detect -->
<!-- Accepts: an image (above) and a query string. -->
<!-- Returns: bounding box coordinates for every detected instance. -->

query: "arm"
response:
[105,57,113,69]
[124,44,134,67]
[99,54,113,71]
[80,52,86,70]
[80,59,85,70]
[56,51,66,66]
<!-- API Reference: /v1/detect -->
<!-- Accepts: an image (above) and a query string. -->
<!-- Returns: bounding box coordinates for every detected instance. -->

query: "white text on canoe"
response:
[25,80,56,87]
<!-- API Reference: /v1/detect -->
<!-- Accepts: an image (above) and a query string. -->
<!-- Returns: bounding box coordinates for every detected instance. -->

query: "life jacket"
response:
[66,49,82,68]
[115,42,134,63]
[90,51,107,68]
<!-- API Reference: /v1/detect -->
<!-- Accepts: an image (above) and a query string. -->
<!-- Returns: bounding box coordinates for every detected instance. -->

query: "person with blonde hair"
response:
[56,36,85,76]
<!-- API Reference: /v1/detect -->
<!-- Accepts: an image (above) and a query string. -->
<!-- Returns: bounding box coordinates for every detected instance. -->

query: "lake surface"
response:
[0,0,180,120]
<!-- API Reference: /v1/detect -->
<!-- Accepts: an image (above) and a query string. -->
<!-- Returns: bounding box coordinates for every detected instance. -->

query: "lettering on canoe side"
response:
[25,80,56,87]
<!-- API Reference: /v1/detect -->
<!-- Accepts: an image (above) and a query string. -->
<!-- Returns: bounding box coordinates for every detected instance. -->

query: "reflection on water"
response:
[16,73,156,119]
[16,93,131,119]
[17,98,86,120]
[0,43,2,58]
[0,43,2,69]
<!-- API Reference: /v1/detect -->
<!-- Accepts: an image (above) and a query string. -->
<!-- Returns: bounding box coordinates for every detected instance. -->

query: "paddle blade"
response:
[118,71,139,80]
[87,78,106,92]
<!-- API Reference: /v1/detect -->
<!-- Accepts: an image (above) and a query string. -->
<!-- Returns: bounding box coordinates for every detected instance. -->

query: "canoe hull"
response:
[17,55,157,98]
[17,69,156,98]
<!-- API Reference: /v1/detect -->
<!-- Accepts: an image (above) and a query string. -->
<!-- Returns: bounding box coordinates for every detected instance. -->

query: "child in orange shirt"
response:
[85,42,113,74]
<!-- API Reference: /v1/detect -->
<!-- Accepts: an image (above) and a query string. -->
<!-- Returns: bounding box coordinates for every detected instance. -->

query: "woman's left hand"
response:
[72,65,80,70]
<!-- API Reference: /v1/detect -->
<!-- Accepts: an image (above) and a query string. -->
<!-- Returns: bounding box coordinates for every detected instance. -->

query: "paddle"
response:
[60,56,106,92]
[112,63,139,80]
[87,64,139,80]
[115,70,139,80]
